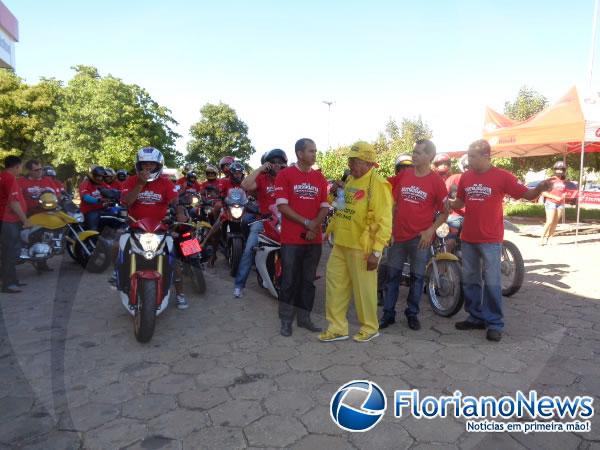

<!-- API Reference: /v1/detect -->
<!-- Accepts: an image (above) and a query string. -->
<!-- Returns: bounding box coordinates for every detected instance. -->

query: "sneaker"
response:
[318,330,349,342]
[486,329,502,342]
[353,331,380,343]
[455,320,486,330]
[233,287,243,298]
[176,295,189,310]
[407,316,421,331]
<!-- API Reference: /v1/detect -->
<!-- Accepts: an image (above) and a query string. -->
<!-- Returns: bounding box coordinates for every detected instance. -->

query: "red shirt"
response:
[121,175,178,222]
[48,177,65,194]
[220,178,242,199]
[445,173,465,216]
[392,168,448,242]
[18,177,57,214]
[79,179,108,214]
[274,165,329,245]
[200,180,221,200]
[255,172,277,215]
[0,171,26,223]
[546,177,567,205]
[457,167,528,243]
[176,178,203,196]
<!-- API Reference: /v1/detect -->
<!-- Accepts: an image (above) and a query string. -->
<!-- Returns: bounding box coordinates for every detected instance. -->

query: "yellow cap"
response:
[348,141,378,165]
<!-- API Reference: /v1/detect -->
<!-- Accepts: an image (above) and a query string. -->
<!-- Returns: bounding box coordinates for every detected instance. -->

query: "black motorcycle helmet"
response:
[88,165,107,185]
[116,169,128,181]
[264,148,288,176]
[553,161,567,180]
[186,171,198,185]
[260,152,268,165]
[229,161,245,184]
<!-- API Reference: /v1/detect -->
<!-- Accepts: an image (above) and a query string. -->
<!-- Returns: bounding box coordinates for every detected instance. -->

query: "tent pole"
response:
[575,141,586,243]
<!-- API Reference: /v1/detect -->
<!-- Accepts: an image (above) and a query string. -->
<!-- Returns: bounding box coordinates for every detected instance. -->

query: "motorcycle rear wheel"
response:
[134,279,157,343]
[189,263,206,294]
[501,240,524,297]
[427,260,463,317]
[85,239,112,273]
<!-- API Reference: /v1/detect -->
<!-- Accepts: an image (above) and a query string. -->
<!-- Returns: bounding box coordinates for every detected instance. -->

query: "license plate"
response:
[180,238,202,256]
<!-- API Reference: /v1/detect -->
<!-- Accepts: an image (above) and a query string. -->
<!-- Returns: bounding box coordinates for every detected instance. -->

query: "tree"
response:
[45,65,181,173]
[186,102,254,169]
[316,116,433,179]
[0,70,63,162]
[504,86,548,121]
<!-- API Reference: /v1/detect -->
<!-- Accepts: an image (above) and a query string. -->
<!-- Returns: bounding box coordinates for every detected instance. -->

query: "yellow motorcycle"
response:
[21,192,99,272]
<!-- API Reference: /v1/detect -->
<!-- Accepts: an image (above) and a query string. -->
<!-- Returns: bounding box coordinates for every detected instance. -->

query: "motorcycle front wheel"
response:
[427,260,463,317]
[501,240,524,297]
[134,279,157,343]
[228,237,243,277]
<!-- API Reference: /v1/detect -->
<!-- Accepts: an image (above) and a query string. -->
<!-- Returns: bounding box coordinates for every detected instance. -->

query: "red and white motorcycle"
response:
[115,217,175,343]
[254,211,282,299]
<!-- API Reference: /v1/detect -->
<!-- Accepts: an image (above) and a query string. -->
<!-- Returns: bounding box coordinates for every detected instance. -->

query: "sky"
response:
[5,0,598,166]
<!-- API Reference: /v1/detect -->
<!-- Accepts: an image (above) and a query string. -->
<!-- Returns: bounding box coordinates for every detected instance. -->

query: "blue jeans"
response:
[382,237,429,319]
[461,241,503,331]
[84,210,102,231]
[234,221,264,289]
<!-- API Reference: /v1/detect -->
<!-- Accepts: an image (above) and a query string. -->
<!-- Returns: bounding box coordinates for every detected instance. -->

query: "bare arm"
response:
[449,197,464,210]
[522,179,553,201]
[241,163,269,191]
[277,203,310,228]
[9,200,29,224]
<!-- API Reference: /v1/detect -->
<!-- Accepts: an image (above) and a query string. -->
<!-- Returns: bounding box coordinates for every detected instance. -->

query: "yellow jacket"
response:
[327,168,392,254]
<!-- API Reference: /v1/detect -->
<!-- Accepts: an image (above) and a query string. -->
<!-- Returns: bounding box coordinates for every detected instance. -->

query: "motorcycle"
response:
[172,218,212,295]
[19,191,96,273]
[254,212,282,299]
[447,218,525,297]
[115,216,175,343]
[217,188,249,276]
[377,223,463,317]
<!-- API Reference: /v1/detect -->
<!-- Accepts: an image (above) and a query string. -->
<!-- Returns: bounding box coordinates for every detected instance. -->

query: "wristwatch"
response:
[372,251,382,258]
[303,218,310,228]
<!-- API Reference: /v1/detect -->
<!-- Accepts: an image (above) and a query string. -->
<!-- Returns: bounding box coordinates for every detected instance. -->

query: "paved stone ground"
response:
[1,231,599,449]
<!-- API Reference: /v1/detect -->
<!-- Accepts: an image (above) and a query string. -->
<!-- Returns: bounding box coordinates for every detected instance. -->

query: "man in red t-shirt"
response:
[1,156,31,293]
[19,160,59,215]
[79,166,109,231]
[231,149,288,298]
[450,139,552,342]
[175,171,203,205]
[43,166,65,196]
[381,139,449,331]
[275,138,330,337]
[120,148,188,309]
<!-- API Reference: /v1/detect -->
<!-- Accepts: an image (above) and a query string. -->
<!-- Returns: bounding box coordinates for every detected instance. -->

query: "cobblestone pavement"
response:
[1,232,599,449]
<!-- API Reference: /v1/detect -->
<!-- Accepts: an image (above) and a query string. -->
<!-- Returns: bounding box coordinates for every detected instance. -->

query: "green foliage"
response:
[0,69,63,161]
[317,116,432,180]
[186,102,254,170]
[504,86,548,121]
[504,203,600,220]
[45,65,181,173]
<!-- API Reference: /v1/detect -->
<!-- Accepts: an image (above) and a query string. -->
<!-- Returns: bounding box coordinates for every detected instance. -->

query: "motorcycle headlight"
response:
[136,233,161,259]
[436,223,450,238]
[191,196,200,206]
[230,206,244,219]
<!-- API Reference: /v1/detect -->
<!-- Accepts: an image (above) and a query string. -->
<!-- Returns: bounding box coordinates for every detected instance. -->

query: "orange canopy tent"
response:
[483,86,600,235]
[483,86,600,157]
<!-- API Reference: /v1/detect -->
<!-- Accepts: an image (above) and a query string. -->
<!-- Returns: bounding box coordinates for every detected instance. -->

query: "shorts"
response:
[544,201,564,210]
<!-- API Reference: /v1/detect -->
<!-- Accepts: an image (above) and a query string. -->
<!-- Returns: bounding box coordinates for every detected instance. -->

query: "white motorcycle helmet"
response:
[458,154,470,173]
[135,147,164,182]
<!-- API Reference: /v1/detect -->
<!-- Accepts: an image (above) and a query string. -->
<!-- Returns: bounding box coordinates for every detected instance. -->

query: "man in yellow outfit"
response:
[319,141,393,343]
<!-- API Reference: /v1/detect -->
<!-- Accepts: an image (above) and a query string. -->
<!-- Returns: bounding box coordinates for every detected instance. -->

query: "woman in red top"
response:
[540,161,568,246]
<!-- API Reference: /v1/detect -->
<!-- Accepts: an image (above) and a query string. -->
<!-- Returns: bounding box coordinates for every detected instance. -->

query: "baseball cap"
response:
[348,141,379,166]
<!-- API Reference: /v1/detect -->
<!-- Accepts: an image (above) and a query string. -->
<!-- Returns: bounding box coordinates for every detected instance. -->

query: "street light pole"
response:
[322,100,334,150]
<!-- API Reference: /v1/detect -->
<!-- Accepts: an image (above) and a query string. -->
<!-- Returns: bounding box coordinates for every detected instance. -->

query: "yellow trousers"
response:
[325,245,379,335]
